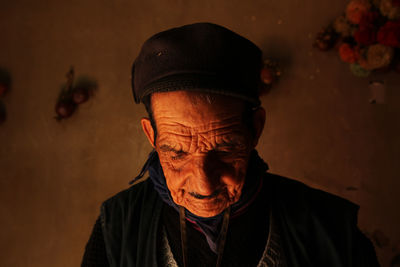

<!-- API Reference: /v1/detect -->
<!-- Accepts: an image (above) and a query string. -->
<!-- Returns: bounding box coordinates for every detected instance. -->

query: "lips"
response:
[188,189,222,199]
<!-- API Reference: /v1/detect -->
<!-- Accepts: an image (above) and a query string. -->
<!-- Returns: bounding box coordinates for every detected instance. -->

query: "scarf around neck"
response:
[130,149,269,253]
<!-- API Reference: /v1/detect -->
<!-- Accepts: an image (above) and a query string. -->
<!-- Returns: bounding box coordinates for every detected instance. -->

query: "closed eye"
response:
[171,150,187,160]
[215,142,245,152]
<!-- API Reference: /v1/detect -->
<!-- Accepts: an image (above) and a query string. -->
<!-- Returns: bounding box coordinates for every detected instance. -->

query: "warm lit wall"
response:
[0,0,399,266]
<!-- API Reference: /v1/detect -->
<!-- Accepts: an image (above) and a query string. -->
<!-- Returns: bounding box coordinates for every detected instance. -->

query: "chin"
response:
[182,196,231,218]
[170,188,241,217]
[186,206,226,218]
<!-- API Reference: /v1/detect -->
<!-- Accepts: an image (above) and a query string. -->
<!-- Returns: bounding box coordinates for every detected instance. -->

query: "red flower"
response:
[339,43,359,63]
[359,11,380,27]
[393,0,400,7]
[354,26,377,45]
[377,20,400,47]
[346,0,371,24]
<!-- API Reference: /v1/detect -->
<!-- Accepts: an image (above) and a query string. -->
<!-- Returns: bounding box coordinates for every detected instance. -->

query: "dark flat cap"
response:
[131,22,262,106]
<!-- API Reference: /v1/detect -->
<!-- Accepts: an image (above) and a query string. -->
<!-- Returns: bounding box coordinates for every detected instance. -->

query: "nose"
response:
[188,152,221,196]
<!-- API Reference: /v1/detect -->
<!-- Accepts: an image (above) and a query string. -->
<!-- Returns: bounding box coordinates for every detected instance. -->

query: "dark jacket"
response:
[98,172,379,267]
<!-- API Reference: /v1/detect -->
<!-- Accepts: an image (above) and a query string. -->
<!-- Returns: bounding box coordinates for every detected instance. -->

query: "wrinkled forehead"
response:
[151,91,247,127]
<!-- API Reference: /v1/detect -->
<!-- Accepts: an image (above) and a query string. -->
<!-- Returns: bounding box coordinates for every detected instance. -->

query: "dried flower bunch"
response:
[55,67,97,120]
[0,68,11,124]
[260,59,282,94]
[314,0,400,77]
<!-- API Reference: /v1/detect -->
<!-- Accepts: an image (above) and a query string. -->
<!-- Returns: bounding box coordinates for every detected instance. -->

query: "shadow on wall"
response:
[392,254,400,267]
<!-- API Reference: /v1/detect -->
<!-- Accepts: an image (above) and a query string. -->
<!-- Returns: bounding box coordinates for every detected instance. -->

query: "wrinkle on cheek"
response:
[159,158,187,203]
[227,184,243,200]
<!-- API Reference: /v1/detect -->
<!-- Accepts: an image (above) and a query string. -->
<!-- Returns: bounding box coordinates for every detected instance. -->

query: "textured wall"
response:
[0,0,399,266]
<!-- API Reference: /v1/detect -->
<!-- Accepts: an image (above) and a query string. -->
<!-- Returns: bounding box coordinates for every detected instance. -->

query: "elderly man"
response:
[82,23,379,267]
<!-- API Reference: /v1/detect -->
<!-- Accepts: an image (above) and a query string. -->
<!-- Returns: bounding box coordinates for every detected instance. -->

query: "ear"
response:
[141,118,155,148]
[251,107,266,147]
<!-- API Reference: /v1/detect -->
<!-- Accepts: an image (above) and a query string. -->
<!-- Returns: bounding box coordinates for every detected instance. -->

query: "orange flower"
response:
[339,43,359,63]
[359,44,394,69]
[346,0,371,24]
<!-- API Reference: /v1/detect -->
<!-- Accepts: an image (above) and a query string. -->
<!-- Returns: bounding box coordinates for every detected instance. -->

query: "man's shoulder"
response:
[263,174,379,266]
[101,178,156,212]
[99,178,163,266]
[265,173,359,223]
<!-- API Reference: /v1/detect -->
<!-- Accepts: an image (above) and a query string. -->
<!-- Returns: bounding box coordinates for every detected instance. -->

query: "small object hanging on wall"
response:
[0,68,11,97]
[260,59,282,95]
[55,67,97,120]
[55,68,76,120]
[0,100,6,125]
[0,68,11,125]
[0,82,8,97]
[72,86,89,104]
[369,80,386,104]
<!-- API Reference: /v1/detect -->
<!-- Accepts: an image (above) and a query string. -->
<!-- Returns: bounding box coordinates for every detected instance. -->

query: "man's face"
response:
[142,91,263,217]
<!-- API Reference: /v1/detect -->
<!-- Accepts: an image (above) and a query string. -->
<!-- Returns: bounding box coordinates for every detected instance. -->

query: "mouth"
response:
[188,189,222,200]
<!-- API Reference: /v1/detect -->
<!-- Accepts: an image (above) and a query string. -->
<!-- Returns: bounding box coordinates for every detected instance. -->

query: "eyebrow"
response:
[215,143,236,149]
[216,138,245,147]
[159,144,183,153]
